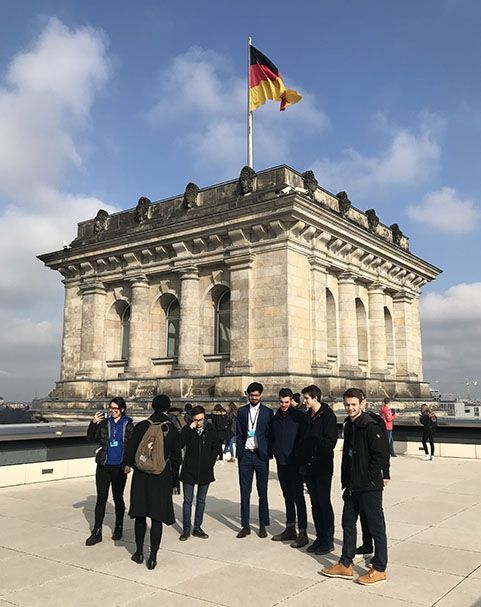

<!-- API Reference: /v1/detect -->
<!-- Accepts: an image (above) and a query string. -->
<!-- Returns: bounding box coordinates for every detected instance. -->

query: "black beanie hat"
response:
[152,394,171,412]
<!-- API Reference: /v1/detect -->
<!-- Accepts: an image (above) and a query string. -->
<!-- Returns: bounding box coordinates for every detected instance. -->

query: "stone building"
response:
[38,165,441,404]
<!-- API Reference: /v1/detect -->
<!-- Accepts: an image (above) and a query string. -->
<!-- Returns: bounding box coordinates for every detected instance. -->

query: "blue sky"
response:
[0,0,480,400]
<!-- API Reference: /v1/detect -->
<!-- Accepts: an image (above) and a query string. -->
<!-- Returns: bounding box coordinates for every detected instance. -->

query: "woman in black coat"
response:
[85,396,133,546]
[210,403,230,461]
[125,394,181,570]
[179,405,219,540]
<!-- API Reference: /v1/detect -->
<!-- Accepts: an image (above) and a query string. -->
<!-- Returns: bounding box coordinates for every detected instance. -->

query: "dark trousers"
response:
[182,482,210,532]
[305,474,334,548]
[341,490,388,572]
[277,464,307,531]
[238,450,269,528]
[422,428,436,455]
[134,517,163,558]
[94,464,127,530]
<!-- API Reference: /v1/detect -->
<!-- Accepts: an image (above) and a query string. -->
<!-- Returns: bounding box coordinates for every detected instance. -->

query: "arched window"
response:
[166,299,180,357]
[356,298,368,363]
[384,307,395,370]
[216,291,231,354]
[120,305,131,360]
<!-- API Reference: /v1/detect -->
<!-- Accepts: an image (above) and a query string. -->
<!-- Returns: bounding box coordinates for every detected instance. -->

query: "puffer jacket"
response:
[87,415,134,466]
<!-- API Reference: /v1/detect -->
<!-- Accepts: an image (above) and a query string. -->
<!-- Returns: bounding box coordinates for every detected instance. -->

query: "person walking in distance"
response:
[85,397,133,545]
[224,402,238,462]
[420,404,437,461]
[322,388,390,585]
[125,394,181,570]
[179,406,219,541]
[271,388,308,547]
[379,397,397,457]
[210,403,230,462]
[297,385,338,554]
[236,382,274,538]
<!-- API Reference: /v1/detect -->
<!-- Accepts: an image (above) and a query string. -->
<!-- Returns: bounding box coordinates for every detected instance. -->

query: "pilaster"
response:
[77,280,107,379]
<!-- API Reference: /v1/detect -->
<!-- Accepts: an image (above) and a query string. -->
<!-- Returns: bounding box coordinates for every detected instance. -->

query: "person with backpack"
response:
[322,388,390,586]
[210,403,230,461]
[125,394,181,570]
[419,404,437,461]
[85,396,134,546]
[179,405,219,541]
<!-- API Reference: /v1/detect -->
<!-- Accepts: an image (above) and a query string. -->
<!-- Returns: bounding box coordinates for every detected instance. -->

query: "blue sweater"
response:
[106,416,130,465]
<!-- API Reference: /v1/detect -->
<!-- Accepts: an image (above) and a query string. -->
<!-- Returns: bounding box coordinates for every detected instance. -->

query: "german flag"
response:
[249,45,302,112]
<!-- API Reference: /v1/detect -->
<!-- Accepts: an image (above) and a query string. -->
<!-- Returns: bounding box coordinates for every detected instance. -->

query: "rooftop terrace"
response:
[0,453,481,606]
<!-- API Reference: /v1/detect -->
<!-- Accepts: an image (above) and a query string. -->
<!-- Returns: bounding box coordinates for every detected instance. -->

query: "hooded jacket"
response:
[341,411,390,492]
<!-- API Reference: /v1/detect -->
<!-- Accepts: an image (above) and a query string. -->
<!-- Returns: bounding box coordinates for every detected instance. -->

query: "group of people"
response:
[85,383,395,584]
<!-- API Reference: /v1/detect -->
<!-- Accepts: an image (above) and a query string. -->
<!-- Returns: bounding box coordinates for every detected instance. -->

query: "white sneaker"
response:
[422,455,432,461]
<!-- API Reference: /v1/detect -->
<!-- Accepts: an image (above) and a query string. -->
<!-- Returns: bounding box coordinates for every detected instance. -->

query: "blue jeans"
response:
[223,437,236,458]
[182,483,209,533]
[387,430,396,456]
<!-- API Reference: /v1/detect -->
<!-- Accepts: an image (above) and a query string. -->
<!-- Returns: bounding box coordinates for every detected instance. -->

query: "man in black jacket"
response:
[179,405,219,541]
[271,388,308,547]
[322,388,390,585]
[298,385,338,554]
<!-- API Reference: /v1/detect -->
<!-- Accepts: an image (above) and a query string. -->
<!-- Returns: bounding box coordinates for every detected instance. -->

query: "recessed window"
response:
[216,291,230,355]
[166,299,180,357]
[120,306,130,360]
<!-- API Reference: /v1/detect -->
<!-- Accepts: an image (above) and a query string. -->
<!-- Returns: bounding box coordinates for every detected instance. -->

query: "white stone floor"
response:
[1,453,481,607]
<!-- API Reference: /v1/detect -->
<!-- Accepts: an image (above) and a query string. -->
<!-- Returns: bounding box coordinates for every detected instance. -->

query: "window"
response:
[216,291,231,354]
[120,306,130,360]
[166,299,180,357]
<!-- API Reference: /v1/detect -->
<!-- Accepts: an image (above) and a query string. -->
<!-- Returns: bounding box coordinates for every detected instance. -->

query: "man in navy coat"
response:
[236,382,274,538]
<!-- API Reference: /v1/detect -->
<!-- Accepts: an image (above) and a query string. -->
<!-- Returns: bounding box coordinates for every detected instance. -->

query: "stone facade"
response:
[38,165,441,403]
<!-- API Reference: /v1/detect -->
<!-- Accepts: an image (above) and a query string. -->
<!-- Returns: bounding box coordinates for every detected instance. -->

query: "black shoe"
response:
[356,544,373,555]
[271,527,297,542]
[192,528,209,539]
[290,531,309,548]
[306,539,321,553]
[179,531,191,541]
[236,527,251,538]
[147,556,157,570]
[112,525,123,541]
[258,525,268,539]
[314,544,335,555]
[131,552,144,564]
[85,529,102,546]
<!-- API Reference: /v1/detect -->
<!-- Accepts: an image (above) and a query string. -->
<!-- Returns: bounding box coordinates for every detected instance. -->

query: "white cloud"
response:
[0,18,112,400]
[407,187,480,234]
[421,283,481,397]
[313,113,442,196]
[148,46,328,176]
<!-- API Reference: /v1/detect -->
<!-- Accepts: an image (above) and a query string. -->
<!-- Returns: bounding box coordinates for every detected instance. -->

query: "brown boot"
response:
[271,527,297,542]
[321,561,354,580]
[290,531,308,548]
[356,566,387,585]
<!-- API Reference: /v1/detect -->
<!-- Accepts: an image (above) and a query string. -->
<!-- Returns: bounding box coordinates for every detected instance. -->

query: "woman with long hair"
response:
[223,401,238,462]
[85,396,133,546]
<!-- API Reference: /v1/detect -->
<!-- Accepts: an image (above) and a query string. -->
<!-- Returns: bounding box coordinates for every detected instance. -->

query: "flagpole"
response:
[247,36,253,168]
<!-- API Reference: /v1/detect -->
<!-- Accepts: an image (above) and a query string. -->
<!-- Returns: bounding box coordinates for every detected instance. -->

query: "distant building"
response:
[38,165,441,404]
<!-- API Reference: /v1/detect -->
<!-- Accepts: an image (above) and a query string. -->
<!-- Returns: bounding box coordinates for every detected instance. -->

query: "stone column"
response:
[126,275,151,376]
[60,280,82,380]
[393,290,417,379]
[173,266,201,374]
[411,293,423,380]
[309,256,331,375]
[368,282,388,377]
[225,254,254,374]
[77,280,107,378]
[338,271,361,374]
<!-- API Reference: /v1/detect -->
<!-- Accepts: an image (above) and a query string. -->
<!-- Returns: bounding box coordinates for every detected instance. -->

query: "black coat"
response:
[271,407,305,466]
[341,411,390,492]
[297,403,338,476]
[180,424,218,485]
[125,412,182,523]
[210,411,230,442]
[87,416,134,466]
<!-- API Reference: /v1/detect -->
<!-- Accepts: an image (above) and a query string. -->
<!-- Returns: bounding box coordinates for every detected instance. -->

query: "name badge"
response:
[110,439,119,448]
[248,430,256,438]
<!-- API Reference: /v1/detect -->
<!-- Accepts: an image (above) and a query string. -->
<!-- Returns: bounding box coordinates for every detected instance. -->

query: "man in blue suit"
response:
[236,382,274,538]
